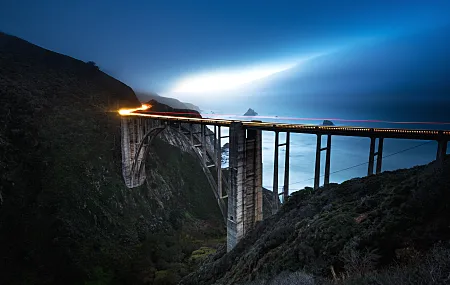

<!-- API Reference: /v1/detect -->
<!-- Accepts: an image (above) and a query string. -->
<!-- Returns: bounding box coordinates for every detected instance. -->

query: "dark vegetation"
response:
[0,32,224,285]
[135,91,201,112]
[181,156,450,285]
[86,61,100,70]
[137,99,202,118]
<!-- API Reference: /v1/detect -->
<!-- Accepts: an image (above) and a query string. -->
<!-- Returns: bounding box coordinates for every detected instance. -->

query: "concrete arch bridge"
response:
[120,113,449,251]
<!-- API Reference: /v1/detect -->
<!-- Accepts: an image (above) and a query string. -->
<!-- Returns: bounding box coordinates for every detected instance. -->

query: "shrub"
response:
[240,271,315,285]
[335,244,450,285]
[86,61,99,70]
[84,267,113,285]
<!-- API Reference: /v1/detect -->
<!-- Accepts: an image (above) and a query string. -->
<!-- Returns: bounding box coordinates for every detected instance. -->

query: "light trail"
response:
[118,105,202,117]
[118,107,450,126]
[118,104,152,115]
[204,113,450,126]
[117,109,450,135]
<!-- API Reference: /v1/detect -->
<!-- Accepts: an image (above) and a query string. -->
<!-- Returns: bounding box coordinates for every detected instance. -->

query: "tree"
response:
[86,61,99,70]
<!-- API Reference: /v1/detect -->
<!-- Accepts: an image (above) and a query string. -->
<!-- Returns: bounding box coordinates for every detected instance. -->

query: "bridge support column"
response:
[314,134,322,190]
[217,126,223,198]
[201,124,206,164]
[368,137,376,176]
[244,128,263,232]
[368,137,384,176]
[214,126,217,162]
[121,117,146,188]
[283,132,290,202]
[272,131,279,214]
[376,138,384,174]
[324,135,332,186]
[227,123,263,252]
[314,134,332,189]
[436,140,448,164]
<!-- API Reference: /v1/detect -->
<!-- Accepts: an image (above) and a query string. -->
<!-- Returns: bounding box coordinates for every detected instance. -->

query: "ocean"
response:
[202,99,449,196]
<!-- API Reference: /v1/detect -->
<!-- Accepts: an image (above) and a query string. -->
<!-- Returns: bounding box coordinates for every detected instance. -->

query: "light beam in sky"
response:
[171,63,295,93]
[170,54,324,94]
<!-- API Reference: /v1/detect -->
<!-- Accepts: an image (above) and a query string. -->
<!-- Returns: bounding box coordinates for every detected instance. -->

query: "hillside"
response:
[181,156,450,285]
[136,91,201,112]
[0,32,224,284]
[136,99,201,118]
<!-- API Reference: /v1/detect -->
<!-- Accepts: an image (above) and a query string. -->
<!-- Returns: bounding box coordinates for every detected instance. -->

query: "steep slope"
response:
[136,91,201,112]
[136,99,202,118]
[181,156,450,285]
[0,32,224,285]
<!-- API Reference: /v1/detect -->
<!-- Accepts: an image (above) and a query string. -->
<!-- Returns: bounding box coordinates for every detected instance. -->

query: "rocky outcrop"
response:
[243,108,258,116]
[322,120,335,126]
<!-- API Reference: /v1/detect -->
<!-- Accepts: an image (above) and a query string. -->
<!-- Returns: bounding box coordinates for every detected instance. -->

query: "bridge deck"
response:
[120,113,450,141]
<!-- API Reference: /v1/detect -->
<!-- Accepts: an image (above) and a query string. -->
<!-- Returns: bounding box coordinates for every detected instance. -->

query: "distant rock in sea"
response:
[244,108,258,116]
[322,120,334,126]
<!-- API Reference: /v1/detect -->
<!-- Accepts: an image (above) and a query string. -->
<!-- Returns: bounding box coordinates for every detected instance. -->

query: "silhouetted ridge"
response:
[137,99,202,118]
[136,91,201,111]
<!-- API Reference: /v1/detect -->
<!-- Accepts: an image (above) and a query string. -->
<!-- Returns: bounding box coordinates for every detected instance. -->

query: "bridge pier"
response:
[214,126,217,163]
[227,123,263,252]
[121,117,147,188]
[324,135,332,185]
[201,124,206,164]
[283,132,290,202]
[314,134,332,190]
[368,137,384,175]
[272,131,279,214]
[272,131,292,210]
[376,138,384,174]
[436,140,448,164]
[216,126,223,198]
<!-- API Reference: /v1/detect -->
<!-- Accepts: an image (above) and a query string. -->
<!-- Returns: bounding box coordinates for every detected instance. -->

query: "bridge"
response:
[119,109,450,252]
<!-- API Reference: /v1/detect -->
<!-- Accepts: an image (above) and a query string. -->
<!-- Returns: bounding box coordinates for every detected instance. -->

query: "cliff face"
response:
[0,32,224,285]
[181,156,450,285]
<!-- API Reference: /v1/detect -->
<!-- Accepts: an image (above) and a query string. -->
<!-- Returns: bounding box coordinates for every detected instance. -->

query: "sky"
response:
[1,0,450,108]
[2,0,450,190]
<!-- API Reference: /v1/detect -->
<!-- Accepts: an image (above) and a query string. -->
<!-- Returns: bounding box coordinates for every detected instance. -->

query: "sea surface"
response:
[203,100,449,197]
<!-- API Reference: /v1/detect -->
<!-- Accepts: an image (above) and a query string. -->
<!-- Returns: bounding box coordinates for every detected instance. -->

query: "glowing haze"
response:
[171,63,295,93]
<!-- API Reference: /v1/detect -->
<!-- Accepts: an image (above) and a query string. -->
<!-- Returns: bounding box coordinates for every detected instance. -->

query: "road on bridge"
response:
[118,105,450,141]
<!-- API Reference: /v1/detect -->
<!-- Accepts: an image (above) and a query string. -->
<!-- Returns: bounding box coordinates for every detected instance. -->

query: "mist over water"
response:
[204,99,448,195]
[197,25,450,195]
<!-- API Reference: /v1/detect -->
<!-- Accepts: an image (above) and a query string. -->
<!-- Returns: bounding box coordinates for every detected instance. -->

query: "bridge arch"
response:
[125,120,228,221]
